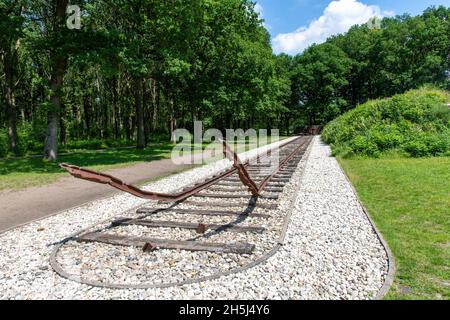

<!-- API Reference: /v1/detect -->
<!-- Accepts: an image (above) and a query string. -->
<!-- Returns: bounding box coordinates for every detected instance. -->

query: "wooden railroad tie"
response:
[78,232,255,255]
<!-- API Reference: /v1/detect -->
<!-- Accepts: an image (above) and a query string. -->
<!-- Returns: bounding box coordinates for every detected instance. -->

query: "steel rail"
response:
[49,136,315,290]
[59,162,239,202]
[60,137,303,202]
[221,139,260,196]
[256,138,309,194]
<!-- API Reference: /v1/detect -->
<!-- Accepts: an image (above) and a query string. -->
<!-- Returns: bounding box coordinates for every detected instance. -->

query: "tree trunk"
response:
[44,69,64,160]
[43,0,69,161]
[169,97,177,144]
[2,5,24,155]
[143,80,150,144]
[44,110,59,160]
[83,96,91,137]
[112,75,119,139]
[3,54,19,154]
[151,79,158,132]
[60,114,67,146]
[103,103,108,139]
[285,117,290,136]
[135,77,145,149]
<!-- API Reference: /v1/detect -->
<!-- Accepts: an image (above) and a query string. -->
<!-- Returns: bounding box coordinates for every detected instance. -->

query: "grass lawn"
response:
[339,156,450,300]
[0,137,287,191]
[0,143,175,191]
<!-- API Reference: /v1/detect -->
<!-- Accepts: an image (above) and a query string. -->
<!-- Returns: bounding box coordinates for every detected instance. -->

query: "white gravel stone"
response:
[0,136,388,299]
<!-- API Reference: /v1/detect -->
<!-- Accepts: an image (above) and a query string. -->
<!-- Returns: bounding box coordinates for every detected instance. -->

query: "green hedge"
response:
[322,88,450,158]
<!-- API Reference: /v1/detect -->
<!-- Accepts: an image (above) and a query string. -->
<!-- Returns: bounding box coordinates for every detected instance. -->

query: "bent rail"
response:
[60,162,240,202]
[60,137,305,202]
[60,139,260,202]
[221,139,260,196]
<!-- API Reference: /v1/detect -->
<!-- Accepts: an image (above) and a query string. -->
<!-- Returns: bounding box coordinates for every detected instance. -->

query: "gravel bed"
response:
[49,138,308,287]
[0,136,388,299]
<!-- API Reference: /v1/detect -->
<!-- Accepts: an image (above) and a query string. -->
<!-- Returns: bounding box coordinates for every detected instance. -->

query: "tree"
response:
[1,2,448,158]
[0,0,26,154]
[291,43,352,125]
[288,5,450,127]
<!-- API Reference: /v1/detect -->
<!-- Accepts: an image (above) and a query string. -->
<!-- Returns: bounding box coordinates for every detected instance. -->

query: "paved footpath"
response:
[0,159,196,233]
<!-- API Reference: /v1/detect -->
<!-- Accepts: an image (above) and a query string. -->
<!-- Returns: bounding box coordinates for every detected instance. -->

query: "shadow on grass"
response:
[0,138,284,177]
[0,144,174,176]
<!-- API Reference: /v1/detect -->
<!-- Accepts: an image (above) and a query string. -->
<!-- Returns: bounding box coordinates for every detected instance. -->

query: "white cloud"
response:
[273,0,393,55]
[254,3,272,30]
[254,3,264,17]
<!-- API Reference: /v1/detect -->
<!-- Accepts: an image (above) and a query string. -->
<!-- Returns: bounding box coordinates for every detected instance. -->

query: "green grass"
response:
[0,137,287,191]
[0,143,174,191]
[339,156,450,300]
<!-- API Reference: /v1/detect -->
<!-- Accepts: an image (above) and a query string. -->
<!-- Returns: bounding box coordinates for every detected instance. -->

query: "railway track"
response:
[51,136,314,288]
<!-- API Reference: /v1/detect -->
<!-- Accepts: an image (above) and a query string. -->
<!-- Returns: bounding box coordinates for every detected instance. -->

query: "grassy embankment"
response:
[322,88,449,299]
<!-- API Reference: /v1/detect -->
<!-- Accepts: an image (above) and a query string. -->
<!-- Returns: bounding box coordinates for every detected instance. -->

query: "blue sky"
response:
[256,0,450,54]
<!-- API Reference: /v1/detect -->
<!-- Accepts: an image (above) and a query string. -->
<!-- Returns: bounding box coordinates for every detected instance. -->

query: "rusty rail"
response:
[221,139,260,196]
[60,137,304,202]
[221,137,309,195]
[50,136,314,290]
[60,162,239,202]
[60,139,257,202]
[257,138,309,193]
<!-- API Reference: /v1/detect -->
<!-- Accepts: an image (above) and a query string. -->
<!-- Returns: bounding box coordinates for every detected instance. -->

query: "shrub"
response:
[350,135,380,157]
[103,138,133,148]
[404,138,430,157]
[64,139,107,150]
[402,130,448,158]
[16,123,34,156]
[428,103,450,124]
[62,139,134,151]
[0,129,28,157]
[0,132,9,158]
[322,88,450,158]
[330,144,353,158]
[369,124,403,150]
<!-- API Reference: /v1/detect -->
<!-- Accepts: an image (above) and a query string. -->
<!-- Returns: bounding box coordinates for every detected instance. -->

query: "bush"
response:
[330,144,353,158]
[0,132,9,158]
[322,88,450,158]
[103,138,134,148]
[404,139,430,157]
[405,132,450,157]
[62,138,134,151]
[369,124,404,150]
[16,124,34,156]
[350,135,380,157]
[64,139,106,150]
[0,129,27,157]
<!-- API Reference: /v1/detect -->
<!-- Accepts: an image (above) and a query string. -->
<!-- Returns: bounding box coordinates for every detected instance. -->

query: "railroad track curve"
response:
[50,136,314,289]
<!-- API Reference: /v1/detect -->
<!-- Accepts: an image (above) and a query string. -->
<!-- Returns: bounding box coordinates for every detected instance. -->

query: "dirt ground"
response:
[0,159,196,233]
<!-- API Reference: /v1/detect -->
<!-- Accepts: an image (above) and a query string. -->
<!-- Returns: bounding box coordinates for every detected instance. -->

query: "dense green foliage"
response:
[1,0,290,159]
[1,1,449,160]
[289,6,450,128]
[322,88,450,157]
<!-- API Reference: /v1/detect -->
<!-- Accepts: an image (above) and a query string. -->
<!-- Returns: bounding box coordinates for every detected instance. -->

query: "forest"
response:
[0,1,449,160]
